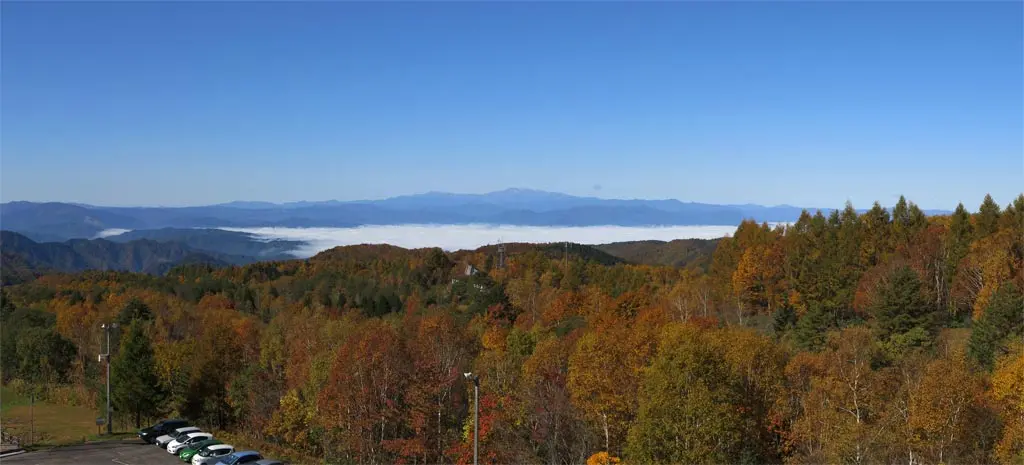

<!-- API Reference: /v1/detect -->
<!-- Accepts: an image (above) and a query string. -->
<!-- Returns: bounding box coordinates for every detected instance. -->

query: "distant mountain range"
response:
[1,188,883,243]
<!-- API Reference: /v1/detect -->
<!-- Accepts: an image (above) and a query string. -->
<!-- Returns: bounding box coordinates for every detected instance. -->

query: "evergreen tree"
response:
[998,195,1024,269]
[976,194,1001,239]
[968,284,1024,370]
[816,211,853,322]
[860,202,892,268]
[1012,193,1024,226]
[945,203,974,312]
[908,203,926,231]
[946,203,974,257]
[117,298,153,327]
[793,304,831,351]
[771,305,797,336]
[892,196,927,247]
[892,195,910,233]
[871,266,937,351]
[0,290,14,321]
[111,320,165,428]
[836,202,865,313]
[783,211,816,314]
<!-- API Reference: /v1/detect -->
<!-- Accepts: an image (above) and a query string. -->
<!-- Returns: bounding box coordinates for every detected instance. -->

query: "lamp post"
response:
[463,372,479,465]
[100,322,118,435]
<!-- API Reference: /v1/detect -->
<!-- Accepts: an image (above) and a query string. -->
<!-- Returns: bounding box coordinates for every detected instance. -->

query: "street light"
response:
[100,322,118,435]
[464,372,479,465]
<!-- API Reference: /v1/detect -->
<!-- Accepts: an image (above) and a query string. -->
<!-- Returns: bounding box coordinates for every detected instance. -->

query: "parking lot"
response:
[1,439,186,465]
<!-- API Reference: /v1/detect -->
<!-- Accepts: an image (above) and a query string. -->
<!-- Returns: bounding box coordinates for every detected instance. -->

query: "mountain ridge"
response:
[0,230,247,284]
[1,189,951,242]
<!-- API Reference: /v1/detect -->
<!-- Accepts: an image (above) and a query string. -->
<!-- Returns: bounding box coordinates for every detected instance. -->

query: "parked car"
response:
[169,432,214,454]
[191,444,235,465]
[156,426,201,448]
[253,460,284,465]
[180,439,223,462]
[138,418,189,444]
[215,451,262,465]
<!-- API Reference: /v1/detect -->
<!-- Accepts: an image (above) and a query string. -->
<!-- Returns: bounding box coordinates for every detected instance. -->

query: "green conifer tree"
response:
[111,320,165,428]
[976,194,1002,239]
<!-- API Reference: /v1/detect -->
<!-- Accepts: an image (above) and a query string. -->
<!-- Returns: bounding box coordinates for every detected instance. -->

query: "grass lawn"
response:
[0,385,103,447]
[0,385,30,413]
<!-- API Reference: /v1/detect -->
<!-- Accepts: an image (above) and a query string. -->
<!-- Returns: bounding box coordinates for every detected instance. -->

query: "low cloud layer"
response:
[95,228,131,238]
[224,224,743,257]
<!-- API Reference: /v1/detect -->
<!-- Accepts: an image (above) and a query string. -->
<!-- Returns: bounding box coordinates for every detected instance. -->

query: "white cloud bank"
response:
[222,224,744,258]
[95,228,132,238]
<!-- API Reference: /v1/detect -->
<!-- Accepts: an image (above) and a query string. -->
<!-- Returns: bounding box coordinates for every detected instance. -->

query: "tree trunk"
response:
[602,412,610,452]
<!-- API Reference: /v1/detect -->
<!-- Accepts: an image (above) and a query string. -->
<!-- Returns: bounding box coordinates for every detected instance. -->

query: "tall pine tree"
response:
[860,202,892,268]
[976,194,1001,239]
[1001,194,1024,279]
[892,195,927,248]
[793,303,831,351]
[871,266,938,356]
[945,203,974,314]
[111,320,164,428]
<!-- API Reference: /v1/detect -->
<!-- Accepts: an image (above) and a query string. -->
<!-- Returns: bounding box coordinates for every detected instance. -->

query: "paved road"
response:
[1,439,187,465]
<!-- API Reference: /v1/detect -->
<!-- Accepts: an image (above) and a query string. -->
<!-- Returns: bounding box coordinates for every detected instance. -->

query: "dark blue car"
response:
[215,451,263,465]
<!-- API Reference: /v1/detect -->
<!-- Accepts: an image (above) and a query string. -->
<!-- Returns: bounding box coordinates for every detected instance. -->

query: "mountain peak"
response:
[483,188,575,198]
[488,187,547,195]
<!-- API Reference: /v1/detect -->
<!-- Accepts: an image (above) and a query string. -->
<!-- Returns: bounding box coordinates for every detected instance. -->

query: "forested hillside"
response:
[105,228,302,260]
[1,194,1022,464]
[596,238,718,270]
[0,231,235,284]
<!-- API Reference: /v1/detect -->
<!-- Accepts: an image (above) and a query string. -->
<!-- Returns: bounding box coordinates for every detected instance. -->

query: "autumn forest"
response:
[2,194,1023,465]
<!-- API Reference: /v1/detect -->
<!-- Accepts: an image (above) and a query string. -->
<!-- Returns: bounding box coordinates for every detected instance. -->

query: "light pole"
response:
[100,322,118,435]
[463,372,479,465]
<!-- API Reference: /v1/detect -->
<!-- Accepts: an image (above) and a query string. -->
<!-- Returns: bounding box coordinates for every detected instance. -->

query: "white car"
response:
[192,444,235,465]
[168,432,214,454]
[156,426,201,448]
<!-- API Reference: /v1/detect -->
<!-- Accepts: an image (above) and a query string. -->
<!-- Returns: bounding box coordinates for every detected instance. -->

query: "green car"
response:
[179,439,222,462]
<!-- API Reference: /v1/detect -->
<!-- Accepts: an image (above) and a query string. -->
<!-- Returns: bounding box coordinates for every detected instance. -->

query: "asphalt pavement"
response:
[0,439,186,465]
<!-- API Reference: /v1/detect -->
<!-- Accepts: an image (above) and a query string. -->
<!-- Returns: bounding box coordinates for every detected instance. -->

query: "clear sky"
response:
[2,2,1021,210]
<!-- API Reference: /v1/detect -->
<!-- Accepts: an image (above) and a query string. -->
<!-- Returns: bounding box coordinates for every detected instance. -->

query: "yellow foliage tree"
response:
[992,348,1024,464]
[907,356,985,463]
[586,451,622,465]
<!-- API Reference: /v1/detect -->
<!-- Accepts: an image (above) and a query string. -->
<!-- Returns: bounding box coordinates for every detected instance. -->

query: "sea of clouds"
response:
[222,224,744,258]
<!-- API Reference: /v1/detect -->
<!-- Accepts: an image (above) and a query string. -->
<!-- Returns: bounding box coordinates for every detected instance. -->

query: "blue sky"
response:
[2,2,1021,210]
